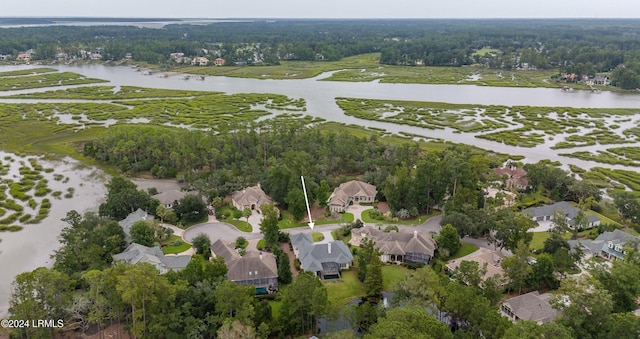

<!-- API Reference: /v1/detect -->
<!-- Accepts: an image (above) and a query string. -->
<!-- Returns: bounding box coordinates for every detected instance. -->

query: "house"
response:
[499,291,560,324]
[16,52,32,62]
[592,75,610,86]
[0,54,9,61]
[170,52,185,60]
[446,248,507,285]
[112,243,191,274]
[327,180,377,213]
[231,184,273,214]
[152,190,187,209]
[349,226,436,264]
[524,201,600,230]
[211,239,278,294]
[493,167,528,191]
[191,57,209,66]
[290,233,353,279]
[214,57,225,66]
[568,229,639,261]
[118,208,150,242]
[125,53,132,60]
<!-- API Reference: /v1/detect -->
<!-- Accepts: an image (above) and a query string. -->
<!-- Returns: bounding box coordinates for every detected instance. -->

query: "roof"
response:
[118,208,149,239]
[494,167,528,187]
[524,201,600,226]
[502,291,560,323]
[226,251,278,283]
[231,185,272,208]
[291,234,353,272]
[152,190,187,205]
[569,229,639,258]
[328,180,377,206]
[211,239,278,282]
[446,248,506,283]
[112,243,190,272]
[211,238,241,262]
[350,226,436,257]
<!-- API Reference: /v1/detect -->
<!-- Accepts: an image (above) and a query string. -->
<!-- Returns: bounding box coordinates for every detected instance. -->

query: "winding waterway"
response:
[1,63,640,171]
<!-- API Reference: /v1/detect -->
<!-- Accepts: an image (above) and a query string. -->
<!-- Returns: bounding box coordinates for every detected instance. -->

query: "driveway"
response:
[346,204,374,222]
[183,221,262,243]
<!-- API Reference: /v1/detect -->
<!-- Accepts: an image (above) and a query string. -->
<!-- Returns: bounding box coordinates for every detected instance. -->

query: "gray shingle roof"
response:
[231,185,272,208]
[350,226,436,258]
[328,180,377,206]
[118,208,150,240]
[524,201,599,225]
[112,243,190,272]
[211,239,278,283]
[501,291,559,323]
[291,234,353,273]
[152,190,187,205]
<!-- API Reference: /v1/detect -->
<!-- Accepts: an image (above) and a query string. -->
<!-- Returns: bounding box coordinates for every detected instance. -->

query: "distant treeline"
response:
[3,19,640,87]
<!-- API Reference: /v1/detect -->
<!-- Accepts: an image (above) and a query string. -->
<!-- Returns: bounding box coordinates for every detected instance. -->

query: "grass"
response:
[381,265,411,290]
[530,232,551,252]
[342,212,355,223]
[323,270,366,305]
[361,209,441,225]
[312,232,325,242]
[449,243,480,260]
[161,235,192,254]
[225,218,253,233]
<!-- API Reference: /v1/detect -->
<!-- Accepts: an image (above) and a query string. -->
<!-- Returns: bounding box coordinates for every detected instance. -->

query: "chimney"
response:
[328,242,332,254]
[414,230,418,238]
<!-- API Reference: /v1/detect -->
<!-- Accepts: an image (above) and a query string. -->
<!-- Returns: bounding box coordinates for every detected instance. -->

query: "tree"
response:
[180,254,227,285]
[614,192,640,229]
[243,207,252,225]
[99,176,151,220]
[156,204,168,225]
[437,224,461,259]
[285,187,306,221]
[502,320,574,339]
[365,256,383,301]
[130,220,155,246]
[591,259,640,313]
[10,268,75,338]
[493,209,534,251]
[316,180,331,208]
[394,267,447,321]
[192,233,212,260]
[551,276,613,338]
[366,306,453,339]
[174,194,207,224]
[278,272,328,336]
[214,281,255,326]
[260,204,280,250]
[217,319,256,339]
[440,212,474,238]
[357,238,378,282]
[502,240,531,294]
[528,253,558,290]
[274,247,292,284]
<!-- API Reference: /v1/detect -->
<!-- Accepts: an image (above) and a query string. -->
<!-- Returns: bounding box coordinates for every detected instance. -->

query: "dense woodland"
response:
[3,19,640,87]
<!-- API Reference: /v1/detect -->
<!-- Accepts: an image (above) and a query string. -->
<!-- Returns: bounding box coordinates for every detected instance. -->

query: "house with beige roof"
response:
[327,180,377,213]
[349,226,437,264]
[446,248,507,285]
[152,190,187,209]
[211,239,278,294]
[500,291,560,324]
[231,184,273,214]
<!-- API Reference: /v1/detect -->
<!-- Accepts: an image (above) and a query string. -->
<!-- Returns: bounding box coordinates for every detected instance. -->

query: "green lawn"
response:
[324,270,366,305]
[450,243,479,260]
[312,232,325,242]
[161,235,192,254]
[278,211,352,229]
[225,218,253,232]
[381,265,411,290]
[342,212,355,223]
[361,209,441,225]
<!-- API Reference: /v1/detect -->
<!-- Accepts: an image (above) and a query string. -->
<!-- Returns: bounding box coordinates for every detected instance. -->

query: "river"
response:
[0,63,639,317]
[1,64,640,170]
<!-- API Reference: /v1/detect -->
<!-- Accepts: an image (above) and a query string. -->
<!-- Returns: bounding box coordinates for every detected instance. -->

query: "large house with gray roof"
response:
[524,201,600,230]
[328,180,377,213]
[211,239,278,294]
[112,243,191,274]
[568,229,639,261]
[500,291,560,324]
[349,226,436,265]
[152,190,187,209]
[290,233,353,279]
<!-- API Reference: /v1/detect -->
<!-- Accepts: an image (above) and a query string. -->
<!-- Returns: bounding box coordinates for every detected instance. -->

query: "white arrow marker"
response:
[301,175,314,230]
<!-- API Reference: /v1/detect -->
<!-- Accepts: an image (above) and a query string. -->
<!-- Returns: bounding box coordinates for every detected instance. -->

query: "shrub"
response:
[0,225,23,232]
[232,208,243,219]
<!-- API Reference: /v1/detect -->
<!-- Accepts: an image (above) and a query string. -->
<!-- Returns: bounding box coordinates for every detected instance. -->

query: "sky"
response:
[2,0,640,19]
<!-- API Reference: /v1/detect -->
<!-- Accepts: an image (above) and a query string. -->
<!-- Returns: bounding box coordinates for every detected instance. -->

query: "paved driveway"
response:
[183,222,262,243]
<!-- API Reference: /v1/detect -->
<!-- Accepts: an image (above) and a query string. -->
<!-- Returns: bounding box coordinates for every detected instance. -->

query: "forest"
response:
[3,19,640,88]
